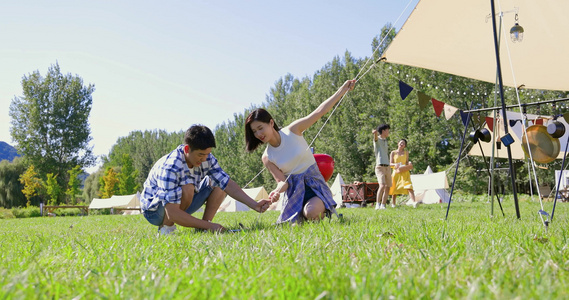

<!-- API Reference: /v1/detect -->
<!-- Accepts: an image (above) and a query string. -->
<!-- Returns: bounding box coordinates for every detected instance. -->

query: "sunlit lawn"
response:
[1,198,568,299]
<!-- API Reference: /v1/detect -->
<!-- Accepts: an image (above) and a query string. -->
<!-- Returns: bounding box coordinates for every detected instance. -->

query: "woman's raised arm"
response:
[288,79,356,135]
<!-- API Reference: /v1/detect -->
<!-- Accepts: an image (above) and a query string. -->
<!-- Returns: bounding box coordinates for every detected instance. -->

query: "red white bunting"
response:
[398,80,460,121]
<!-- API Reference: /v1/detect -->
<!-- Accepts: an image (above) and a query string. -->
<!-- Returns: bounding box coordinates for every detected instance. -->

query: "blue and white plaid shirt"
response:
[140,145,230,211]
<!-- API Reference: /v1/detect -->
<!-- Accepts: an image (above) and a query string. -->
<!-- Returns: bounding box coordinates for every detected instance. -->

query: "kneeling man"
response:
[141,125,270,234]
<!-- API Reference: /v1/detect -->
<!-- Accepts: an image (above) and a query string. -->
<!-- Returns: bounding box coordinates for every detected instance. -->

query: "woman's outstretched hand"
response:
[342,79,357,92]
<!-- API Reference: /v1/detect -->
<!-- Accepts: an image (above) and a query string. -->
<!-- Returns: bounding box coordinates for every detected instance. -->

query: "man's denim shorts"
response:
[143,177,213,226]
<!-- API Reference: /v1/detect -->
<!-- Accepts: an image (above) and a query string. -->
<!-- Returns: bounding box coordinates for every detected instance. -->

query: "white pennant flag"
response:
[444,103,458,120]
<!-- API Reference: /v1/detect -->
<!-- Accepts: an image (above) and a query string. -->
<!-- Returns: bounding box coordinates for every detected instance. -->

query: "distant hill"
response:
[0,141,20,162]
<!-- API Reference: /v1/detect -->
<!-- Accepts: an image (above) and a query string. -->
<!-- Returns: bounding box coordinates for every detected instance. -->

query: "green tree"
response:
[102,129,183,188]
[83,169,104,203]
[9,63,96,190]
[99,167,119,198]
[45,173,61,205]
[0,157,27,208]
[372,24,397,61]
[19,165,43,207]
[118,154,140,195]
[66,165,82,205]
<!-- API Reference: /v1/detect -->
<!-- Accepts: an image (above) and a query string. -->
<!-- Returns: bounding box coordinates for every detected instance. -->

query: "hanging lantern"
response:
[510,13,524,43]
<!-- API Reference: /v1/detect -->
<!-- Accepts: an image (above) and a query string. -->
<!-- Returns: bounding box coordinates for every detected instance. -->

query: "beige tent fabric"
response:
[89,192,141,209]
[330,174,345,207]
[410,166,449,191]
[468,111,568,159]
[218,187,269,212]
[410,166,450,204]
[89,198,112,209]
[110,194,141,208]
[382,0,569,92]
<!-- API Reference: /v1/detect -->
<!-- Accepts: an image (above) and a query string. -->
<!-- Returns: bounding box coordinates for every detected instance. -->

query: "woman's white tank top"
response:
[264,126,316,175]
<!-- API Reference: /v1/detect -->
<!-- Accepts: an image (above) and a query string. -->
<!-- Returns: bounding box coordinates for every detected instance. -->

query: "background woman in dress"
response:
[390,139,421,207]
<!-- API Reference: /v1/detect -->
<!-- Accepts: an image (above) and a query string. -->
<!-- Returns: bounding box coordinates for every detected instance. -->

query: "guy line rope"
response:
[243,0,417,190]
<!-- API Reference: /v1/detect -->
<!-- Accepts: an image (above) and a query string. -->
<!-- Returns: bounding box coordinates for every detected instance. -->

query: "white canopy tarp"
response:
[468,111,569,160]
[382,0,569,92]
[89,192,141,209]
[410,166,450,204]
[218,187,269,212]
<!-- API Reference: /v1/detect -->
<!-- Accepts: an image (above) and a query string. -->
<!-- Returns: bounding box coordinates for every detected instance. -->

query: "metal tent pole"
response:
[490,0,521,219]
[445,111,472,220]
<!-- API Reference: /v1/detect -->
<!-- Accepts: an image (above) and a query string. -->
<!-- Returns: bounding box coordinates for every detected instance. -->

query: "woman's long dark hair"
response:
[245,108,280,152]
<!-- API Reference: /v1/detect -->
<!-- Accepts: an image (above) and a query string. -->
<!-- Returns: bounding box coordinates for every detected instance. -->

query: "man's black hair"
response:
[184,125,216,150]
[377,124,390,134]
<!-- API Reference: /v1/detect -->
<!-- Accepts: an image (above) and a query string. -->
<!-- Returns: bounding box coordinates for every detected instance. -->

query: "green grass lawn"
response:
[1,200,568,299]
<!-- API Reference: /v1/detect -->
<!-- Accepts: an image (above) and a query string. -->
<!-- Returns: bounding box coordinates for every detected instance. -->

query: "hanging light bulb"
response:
[510,13,524,42]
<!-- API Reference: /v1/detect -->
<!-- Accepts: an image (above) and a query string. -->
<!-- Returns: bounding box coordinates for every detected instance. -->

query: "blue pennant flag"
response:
[509,119,522,127]
[460,110,471,127]
[399,80,413,100]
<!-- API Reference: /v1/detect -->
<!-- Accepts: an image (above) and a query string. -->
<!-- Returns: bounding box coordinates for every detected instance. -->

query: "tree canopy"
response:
[9,63,96,187]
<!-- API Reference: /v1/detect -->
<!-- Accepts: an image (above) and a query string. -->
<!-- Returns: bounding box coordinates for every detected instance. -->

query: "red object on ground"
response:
[313,153,334,181]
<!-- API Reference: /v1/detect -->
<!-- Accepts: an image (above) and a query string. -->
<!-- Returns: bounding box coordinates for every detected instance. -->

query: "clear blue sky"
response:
[0,0,417,172]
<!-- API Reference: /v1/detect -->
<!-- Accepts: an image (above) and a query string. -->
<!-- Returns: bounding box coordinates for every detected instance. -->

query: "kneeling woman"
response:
[244,80,355,223]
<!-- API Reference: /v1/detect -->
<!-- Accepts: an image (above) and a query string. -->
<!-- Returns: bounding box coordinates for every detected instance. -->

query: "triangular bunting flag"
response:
[509,119,522,127]
[485,117,494,132]
[443,104,458,120]
[399,80,413,100]
[474,113,486,128]
[460,110,471,126]
[417,91,430,109]
[431,98,445,117]
[472,113,480,127]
